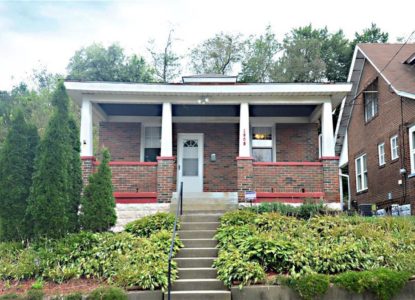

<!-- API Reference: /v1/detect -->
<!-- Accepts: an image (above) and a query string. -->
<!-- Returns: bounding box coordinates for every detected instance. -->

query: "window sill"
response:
[356,189,368,195]
[408,173,415,179]
[390,158,399,164]
[365,113,379,125]
[378,164,386,169]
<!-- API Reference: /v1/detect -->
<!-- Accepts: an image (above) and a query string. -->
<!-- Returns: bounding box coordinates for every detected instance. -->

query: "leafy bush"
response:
[63,293,83,300]
[213,247,266,288]
[125,212,177,238]
[0,295,20,300]
[80,148,116,232]
[333,268,411,300]
[247,202,328,219]
[86,287,127,300]
[287,273,330,300]
[25,289,44,300]
[219,210,257,226]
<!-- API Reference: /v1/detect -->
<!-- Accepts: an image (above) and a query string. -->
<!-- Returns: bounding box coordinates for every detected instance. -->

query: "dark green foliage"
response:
[246,202,328,219]
[67,118,82,233]
[26,81,82,239]
[219,209,257,226]
[333,269,411,300]
[86,287,127,300]
[63,293,83,300]
[80,149,116,232]
[67,43,154,83]
[124,212,176,237]
[0,111,39,241]
[0,294,21,299]
[287,274,330,300]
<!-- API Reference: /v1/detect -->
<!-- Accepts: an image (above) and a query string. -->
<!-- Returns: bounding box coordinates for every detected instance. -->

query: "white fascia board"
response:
[64,81,352,97]
[339,132,349,168]
[182,76,237,83]
[396,90,415,100]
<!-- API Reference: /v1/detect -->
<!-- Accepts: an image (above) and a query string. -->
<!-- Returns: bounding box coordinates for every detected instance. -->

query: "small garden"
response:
[0,212,181,299]
[214,203,415,300]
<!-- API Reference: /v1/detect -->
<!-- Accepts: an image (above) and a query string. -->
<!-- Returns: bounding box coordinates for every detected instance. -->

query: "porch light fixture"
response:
[197,96,209,104]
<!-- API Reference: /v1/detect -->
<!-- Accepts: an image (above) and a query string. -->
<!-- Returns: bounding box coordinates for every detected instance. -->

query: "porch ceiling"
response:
[98,104,317,117]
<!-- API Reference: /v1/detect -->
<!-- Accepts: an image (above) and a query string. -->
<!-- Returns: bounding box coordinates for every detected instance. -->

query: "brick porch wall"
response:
[253,163,324,193]
[99,122,141,161]
[322,158,340,202]
[157,157,176,203]
[109,163,157,193]
[237,157,254,201]
[81,157,96,186]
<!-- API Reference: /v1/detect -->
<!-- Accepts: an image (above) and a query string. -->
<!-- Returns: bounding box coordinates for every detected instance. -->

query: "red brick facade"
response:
[276,124,319,162]
[348,61,415,210]
[99,122,141,161]
[92,121,340,204]
[173,123,238,192]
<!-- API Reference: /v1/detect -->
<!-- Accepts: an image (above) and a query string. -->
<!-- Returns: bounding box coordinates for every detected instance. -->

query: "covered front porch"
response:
[66,79,351,206]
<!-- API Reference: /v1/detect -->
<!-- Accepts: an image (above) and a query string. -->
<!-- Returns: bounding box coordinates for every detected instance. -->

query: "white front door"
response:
[177,133,204,193]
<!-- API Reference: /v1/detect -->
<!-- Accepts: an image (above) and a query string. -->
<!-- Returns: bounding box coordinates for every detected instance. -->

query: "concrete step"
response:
[181,239,218,248]
[181,222,220,230]
[174,258,215,268]
[178,230,216,239]
[181,214,221,222]
[171,204,236,213]
[178,267,217,279]
[172,279,227,291]
[165,290,231,300]
[179,210,227,215]
[176,248,218,258]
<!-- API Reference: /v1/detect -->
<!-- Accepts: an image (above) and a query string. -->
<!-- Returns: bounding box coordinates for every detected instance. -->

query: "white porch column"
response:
[239,103,251,157]
[160,102,173,157]
[80,98,93,156]
[321,101,335,157]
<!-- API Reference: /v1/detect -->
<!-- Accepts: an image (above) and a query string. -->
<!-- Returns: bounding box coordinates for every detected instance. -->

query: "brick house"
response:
[65,75,351,211]
[336,44,415,212]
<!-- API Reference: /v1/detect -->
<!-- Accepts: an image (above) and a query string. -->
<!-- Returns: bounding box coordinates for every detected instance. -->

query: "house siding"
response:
[348,61,415,211]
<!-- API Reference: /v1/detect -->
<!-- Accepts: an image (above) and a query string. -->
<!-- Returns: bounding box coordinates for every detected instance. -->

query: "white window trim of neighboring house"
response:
[140,123,162,162]
[378,143,385,166]
[409,125,415,175]
[355,154,368,192]
[318,133,322,159]
[390,135,399,160]
[250,123,276,162]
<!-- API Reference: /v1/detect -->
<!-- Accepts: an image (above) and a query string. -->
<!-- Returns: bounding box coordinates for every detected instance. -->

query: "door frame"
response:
[177,133,204,193]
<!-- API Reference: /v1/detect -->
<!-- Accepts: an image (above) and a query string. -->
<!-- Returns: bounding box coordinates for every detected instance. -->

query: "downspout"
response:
[339,170,351,210]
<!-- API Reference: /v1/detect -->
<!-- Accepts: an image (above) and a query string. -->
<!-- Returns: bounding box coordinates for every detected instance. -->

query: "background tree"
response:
[239,26,280,82]
[0,111,38,241]
[80,148,116,232]
[66,43,155,82]
[353,23,389,46]
[147,29,182,82]
[189,33,245,75]
[27,81,81,239]
[273,25,327,82]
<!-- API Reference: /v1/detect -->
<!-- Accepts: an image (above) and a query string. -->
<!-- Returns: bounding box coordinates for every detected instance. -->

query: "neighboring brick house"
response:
[65,75,351,208]
[336,44,415,212]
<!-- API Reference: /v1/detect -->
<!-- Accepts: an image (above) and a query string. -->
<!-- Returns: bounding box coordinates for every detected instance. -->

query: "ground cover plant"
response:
[214,206,415,300]
[0,213,181,297]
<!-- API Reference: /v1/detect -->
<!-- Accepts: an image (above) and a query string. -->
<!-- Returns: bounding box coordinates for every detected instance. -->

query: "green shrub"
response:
[287,273,330,300]
[0,110,39,242]
[333,268,411,300]
[213,247,266,288]
[80,148,116,232]
[31,279,43,290]
[0,294,21,300]
[149,230,183,255]
[247,202,327,219]
[215,224,257,249]
[86,287,127,300]
[64,293,83,300]
[125,212,176,238]
[219,210,257,226]
[24,289,44,300]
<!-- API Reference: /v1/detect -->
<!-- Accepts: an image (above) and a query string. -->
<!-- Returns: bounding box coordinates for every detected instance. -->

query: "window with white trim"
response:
[355,154,368,192]
[364,80,378,122]
[251,127,273,162]
[143,127,161,162]
[390,135,399,160]
[378,143,385,166]
[409,125,415,174]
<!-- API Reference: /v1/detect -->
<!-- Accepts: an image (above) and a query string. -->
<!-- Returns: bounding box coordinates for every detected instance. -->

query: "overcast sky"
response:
[0,0,414,90]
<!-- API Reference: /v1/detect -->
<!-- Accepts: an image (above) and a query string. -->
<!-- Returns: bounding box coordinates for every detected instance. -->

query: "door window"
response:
[182,139,199,176]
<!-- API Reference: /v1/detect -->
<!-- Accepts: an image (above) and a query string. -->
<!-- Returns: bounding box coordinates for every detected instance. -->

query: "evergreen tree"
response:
[67,117,83,232]
[26,81,74,239]
[0,111,39,241]
[80,148,116,232]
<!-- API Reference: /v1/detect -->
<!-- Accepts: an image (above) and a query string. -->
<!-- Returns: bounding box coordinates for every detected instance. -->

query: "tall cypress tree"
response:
[80,148,116,232]
[27,81,77,239]
[0,111,39,241]
[67,117,82,232]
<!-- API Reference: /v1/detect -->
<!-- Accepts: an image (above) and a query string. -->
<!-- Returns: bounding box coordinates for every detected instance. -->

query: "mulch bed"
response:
[0,278,106,297]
